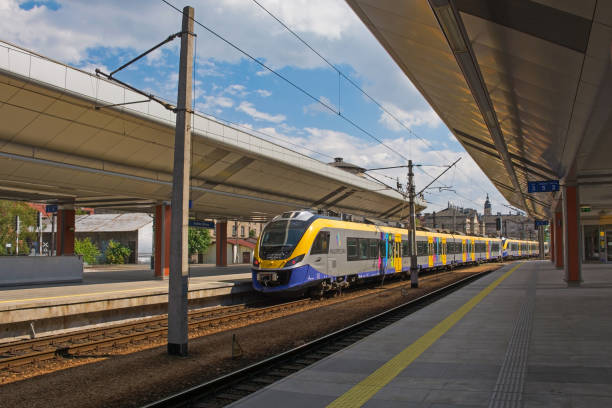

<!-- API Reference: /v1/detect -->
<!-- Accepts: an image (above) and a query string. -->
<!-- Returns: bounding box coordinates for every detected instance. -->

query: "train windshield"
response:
[259,220,309,260]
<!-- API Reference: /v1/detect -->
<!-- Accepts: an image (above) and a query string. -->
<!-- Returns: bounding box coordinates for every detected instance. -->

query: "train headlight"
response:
[253,258,260,267]
[283,254,304,268]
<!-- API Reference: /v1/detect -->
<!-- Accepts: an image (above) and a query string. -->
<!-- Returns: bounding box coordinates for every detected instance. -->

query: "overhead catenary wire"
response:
[160,0,406,162]
[245,0,501,202]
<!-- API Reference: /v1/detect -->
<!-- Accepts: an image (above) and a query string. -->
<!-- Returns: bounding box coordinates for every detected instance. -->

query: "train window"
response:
[379,241,387,258]
[311,231,330,255]
[347,238,358,261]
[369,239,378,259]
[417,240,427,256]
[359,239,369,260]
[401,241,409,257]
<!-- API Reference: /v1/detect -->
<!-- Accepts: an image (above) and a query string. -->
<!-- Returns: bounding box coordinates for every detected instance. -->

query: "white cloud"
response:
[256,89,272,97]
[303,96,337,115]
[379,104,442,131]
[224,84,248,96]
[236,101,286,123]
[196,95,234,112]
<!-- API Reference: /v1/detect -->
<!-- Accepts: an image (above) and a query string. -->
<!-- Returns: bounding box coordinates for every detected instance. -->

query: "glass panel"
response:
[369,239,378,259]
[311,231,329,255]
[347,237,358,260]
[359,239,369,260]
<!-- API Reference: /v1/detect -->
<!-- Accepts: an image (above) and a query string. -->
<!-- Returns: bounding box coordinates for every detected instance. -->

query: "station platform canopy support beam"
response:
[154,203,171,279]
[56,208,75,256]
[554,211,563,269]
[216,221,228,267]
[562,184,581,285]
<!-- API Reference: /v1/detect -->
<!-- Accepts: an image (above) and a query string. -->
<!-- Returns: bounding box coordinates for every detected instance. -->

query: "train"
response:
[251,210,539,296]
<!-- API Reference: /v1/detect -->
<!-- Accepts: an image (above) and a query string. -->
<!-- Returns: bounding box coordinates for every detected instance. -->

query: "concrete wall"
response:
[201,243,253,264]
[137,223,153,264]
[0,256,83,286]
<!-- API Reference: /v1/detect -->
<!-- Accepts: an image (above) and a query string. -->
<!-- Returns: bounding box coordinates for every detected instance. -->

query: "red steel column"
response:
[154,204,171,279]
[554,211,563,268]
[216,221,227,267]
[549,218,555,263]
[56,209,75,255]
[562,184,581,284]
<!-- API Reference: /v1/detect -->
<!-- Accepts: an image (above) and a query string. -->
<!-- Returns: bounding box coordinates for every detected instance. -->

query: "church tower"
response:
[484,194,492,216]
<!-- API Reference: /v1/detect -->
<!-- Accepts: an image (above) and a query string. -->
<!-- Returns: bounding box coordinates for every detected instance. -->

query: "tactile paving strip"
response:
[488,268,537,408]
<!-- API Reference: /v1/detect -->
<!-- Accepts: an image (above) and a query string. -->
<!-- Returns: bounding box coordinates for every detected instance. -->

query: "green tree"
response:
[249,229,257,238]
[0,200,38,255]
[188,227,211,256]
[74,237,101,264]
[104,240,132,264]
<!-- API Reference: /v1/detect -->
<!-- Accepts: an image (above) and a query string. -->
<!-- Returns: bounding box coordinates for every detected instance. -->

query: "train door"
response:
[442,238,447,265]
[486,240,490,260]
[428,236,434,268]
[518,242,522,257]
[394,234,402,273]
[470,239,475,261]
[461,239,466,263]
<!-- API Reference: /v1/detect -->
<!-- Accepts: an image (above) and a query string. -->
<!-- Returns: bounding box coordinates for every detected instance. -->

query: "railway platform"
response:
[229,260,612,407]
[0,264,254,341]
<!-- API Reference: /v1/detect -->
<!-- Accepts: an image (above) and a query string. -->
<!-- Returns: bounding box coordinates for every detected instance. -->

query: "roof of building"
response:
[43,213,152,233]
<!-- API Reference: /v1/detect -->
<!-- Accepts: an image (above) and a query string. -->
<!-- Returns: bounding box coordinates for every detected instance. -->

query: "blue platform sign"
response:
[188,219,215,229]
[534,219,549,227]
[528,180,559,193]
[45,204,58,213]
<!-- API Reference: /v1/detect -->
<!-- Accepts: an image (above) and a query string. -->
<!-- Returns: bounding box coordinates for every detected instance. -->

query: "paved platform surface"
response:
[230,261,612,408]
[0,264,252,309]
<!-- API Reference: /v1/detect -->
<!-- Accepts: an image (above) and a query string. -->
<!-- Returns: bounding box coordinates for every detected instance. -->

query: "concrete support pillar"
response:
[154,204,171,279]
[216,221,227,267]
[56,209,75,255]
[562,184,581,284]
[554,211,563,268]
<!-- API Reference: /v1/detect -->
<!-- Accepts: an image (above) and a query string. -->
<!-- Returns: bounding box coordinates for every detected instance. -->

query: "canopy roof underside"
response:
[0,41,417,222]
[347,0,612,217]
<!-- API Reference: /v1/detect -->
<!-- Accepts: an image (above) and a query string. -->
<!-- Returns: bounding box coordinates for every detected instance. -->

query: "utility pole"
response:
[168,5,195,357]
[408,160,418,288]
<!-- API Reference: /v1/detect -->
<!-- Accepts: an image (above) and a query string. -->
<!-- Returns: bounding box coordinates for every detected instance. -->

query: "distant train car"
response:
[252,210,537,296]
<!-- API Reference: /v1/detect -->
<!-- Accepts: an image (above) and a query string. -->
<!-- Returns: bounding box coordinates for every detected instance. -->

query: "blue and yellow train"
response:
[252,210,538,295]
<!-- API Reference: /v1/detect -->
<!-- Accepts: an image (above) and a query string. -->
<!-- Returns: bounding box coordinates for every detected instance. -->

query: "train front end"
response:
[252,211,319,295]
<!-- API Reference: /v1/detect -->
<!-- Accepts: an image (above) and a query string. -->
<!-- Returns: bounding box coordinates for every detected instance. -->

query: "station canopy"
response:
[347,0,612,217]
[0,41,420,223]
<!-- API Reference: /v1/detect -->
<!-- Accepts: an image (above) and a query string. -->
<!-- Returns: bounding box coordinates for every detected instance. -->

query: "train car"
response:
[502,238,539,259]
[252,210,515,296]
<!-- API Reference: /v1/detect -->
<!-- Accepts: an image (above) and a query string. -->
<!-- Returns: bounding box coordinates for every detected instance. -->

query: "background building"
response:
[419,196,536,239]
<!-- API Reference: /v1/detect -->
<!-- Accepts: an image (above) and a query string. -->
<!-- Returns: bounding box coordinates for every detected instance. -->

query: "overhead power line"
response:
[160,0,406,162]
[246,0,494,200]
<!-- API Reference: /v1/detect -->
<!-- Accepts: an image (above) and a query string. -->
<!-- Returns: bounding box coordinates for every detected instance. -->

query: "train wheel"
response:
[308,285,324,299]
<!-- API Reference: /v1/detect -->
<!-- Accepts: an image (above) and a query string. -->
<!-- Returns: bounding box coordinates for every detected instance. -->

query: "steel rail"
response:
[0,299,310,370]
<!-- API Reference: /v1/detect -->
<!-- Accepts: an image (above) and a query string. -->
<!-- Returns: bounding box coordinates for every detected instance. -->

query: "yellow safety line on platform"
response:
[327,262,524,408]
[0,286,168,304]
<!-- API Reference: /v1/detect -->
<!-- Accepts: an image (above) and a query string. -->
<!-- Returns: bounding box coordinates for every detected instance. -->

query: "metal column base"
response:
[410,269,419,288]
[168,343,188,356]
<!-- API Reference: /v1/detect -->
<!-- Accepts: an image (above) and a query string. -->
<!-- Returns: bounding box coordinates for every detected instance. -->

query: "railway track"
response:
[0,299,310,370]
[142,270,492,408]
[0,265,495,373]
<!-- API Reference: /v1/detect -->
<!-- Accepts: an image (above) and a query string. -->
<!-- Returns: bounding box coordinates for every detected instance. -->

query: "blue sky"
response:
[1,0,516,215]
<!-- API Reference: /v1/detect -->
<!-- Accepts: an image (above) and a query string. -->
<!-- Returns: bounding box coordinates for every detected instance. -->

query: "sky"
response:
[0,0,516,216]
